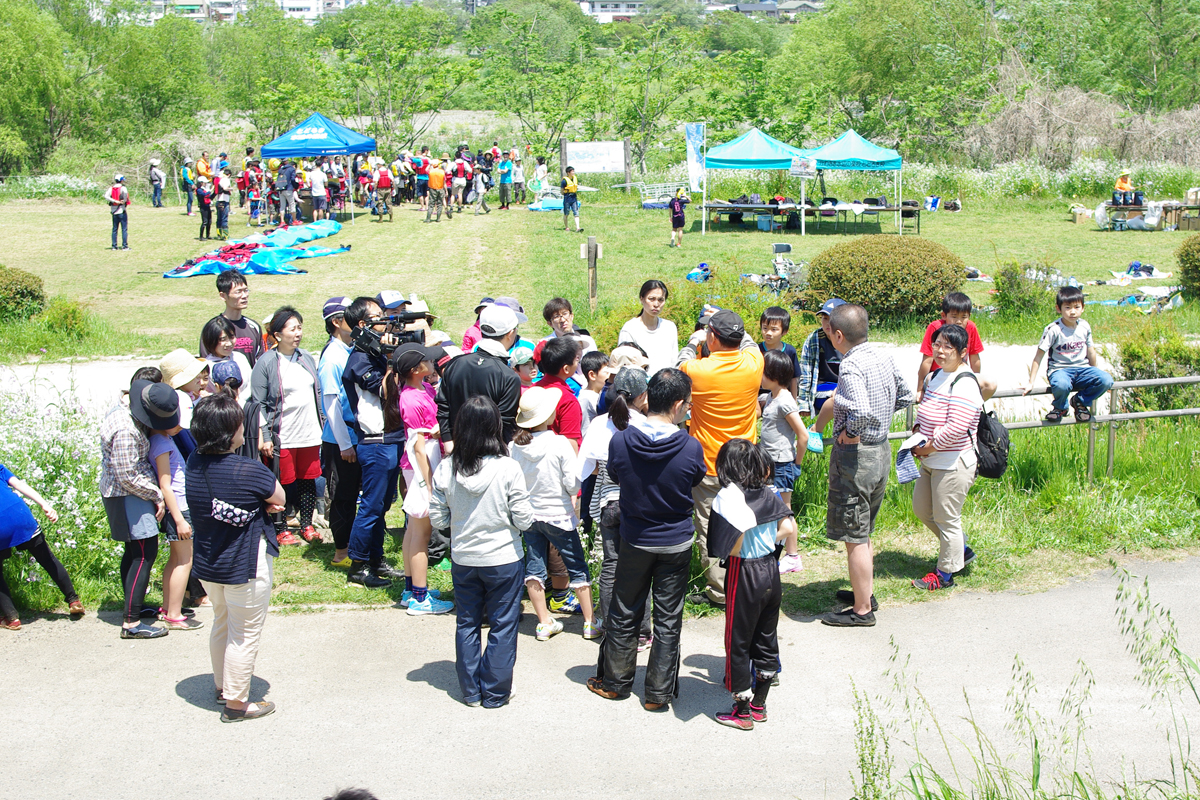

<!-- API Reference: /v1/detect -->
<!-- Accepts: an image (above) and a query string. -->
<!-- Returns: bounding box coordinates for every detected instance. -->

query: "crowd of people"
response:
[1,265,1112,728]
[108,143,578,249]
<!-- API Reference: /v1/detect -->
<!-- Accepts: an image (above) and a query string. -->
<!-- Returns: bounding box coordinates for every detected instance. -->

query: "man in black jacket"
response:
[436,304,523,444]
[342,296,405,588]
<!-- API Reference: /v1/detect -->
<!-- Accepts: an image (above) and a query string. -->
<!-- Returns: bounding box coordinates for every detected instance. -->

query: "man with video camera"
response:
[436,303,524,445]
[341,293,412,588]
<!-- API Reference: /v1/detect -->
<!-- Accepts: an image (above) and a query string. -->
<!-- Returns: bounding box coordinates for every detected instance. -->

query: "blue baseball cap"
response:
[211,360,242,387]
[819,298,847,316]
[322,296,351,320]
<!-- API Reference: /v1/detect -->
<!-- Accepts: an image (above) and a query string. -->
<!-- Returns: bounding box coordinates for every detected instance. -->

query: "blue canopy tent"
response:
[701,127,814,234]
[260,113,377,223]
[806,130,906,233]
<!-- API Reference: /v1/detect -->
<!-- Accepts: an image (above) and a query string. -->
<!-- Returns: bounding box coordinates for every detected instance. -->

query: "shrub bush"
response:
[803,237,964,320]
[41,298,92,339]
[0,265,46,322]
[1176,234,1200,299]
[1116,316,1200,411]
[994,261,1055,319]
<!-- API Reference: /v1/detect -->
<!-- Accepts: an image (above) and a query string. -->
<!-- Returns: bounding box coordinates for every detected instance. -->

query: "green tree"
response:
[318,0,475,152]
[470,0,597,153]
[610,23,704,172]
[0,0,76,171]
[206,0,329,138]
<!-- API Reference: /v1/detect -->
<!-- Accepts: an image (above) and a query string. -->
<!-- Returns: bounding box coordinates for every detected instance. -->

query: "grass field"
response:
[0,195,1194,363]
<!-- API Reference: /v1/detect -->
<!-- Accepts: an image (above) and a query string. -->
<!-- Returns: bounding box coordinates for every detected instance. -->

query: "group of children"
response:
[3,268,1115,732]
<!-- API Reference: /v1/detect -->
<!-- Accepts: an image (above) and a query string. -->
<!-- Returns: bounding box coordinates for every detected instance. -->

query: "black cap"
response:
[129,380,181,430]
[391,343,439,376]
[708,309,746,340]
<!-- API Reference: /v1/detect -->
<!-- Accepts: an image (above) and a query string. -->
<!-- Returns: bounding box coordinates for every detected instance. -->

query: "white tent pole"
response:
[800,178,806,236]
[701,125,707,237]
[898,168,903,236]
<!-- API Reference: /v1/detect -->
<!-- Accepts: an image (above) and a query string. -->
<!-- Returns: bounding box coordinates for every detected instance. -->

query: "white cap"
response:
[479,304,519,337]
[114,173,125,182]
[375,290,409,310]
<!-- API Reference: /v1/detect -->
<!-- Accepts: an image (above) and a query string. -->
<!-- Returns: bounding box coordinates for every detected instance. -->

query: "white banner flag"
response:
[685,123,705,193]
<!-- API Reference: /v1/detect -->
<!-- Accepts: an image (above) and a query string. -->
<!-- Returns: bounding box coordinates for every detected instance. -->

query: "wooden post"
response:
[623,137,632,195]
[559,137,568,181]
[587,235,599,312]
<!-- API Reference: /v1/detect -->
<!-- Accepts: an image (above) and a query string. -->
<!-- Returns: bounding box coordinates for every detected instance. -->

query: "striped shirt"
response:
[915,368,983,470]
[832,343,914,444]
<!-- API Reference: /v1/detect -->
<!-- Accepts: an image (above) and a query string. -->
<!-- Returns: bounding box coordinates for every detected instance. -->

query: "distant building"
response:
[776,0,823,13]
[134,0,350,22]
[578,0,645,22]
[733,2,780,16]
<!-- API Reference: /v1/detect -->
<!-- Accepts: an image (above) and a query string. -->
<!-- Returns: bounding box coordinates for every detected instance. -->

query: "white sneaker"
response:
[583,619,603,640]
[778,553,804,574]
[535,619,564,641]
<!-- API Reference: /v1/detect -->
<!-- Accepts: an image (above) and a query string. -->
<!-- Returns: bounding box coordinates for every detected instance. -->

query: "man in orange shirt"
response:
[425,158,451,223]
[677,307,764,605]
[197,151,213,182]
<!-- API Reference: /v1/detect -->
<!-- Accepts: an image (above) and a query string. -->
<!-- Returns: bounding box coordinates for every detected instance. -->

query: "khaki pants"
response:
[692,474,724,604]
[911,453,975,574]
[202,538,273,704]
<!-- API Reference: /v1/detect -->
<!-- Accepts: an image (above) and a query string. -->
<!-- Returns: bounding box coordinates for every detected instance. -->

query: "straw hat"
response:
[159,348,209,389]
[516,386,561,429]
[608,345,649,372]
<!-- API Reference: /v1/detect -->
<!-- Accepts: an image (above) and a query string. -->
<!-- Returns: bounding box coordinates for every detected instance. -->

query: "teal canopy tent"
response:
[701,127,814,234]
[704,127,813,170]
[807,130,905,232]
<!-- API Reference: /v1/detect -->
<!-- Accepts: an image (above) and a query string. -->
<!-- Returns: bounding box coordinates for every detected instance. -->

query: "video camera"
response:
[350,311,428,360]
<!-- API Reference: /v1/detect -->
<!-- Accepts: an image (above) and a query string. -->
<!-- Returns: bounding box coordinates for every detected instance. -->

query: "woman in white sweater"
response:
[429,396,534,708]
[617,279,678,374]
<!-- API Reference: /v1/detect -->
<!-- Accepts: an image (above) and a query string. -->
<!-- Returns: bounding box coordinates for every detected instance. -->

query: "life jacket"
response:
[376,169,393,189]
[563,176,579,194]
[414,156,429,177]
[816,329,842,384]
[109,186,126,205]
[454,160,469,179]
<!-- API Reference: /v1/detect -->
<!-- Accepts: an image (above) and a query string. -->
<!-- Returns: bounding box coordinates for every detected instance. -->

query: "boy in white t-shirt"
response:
[1023,286,1113,422]
[577,351,610,437]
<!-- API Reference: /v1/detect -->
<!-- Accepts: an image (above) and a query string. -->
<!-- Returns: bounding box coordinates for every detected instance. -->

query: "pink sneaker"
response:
[778,553,803,574]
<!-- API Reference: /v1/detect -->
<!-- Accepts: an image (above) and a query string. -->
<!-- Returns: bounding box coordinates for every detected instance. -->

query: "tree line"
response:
[3,0,1198,176]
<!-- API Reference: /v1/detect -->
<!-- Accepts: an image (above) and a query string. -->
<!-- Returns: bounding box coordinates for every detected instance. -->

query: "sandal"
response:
[1072,397,1093,422]
[162,616,205,631]
[68,600,85,618]
[1044,408,1065,422]
[1,616,20,631]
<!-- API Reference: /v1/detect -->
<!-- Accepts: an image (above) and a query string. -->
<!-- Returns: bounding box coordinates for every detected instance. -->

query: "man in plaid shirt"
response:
[821,304,913,628]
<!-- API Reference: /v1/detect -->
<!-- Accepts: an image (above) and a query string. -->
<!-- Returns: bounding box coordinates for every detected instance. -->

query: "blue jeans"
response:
[152,184,163,207]
[185,185,193,213]
[111,212,127,248]
[347,441,399,563]
[523,520,590,588]
[452,559,523,707]
[216,200,229,231]
[1048,366,1113,411]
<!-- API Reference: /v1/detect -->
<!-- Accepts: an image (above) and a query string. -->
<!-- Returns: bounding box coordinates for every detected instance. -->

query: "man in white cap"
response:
[108,174,131,250]
[148,159,166,208]
[436,303,523,444]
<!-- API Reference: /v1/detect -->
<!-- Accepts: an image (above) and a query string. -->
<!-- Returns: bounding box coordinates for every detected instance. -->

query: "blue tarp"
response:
[260,113,376,159]
[705,127,813,170]
[164,220,348,278]
[807,130,902,171]
[528,197,564,212]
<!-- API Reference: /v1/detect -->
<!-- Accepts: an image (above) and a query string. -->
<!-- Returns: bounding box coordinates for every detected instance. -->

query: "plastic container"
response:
[756,214,773,231]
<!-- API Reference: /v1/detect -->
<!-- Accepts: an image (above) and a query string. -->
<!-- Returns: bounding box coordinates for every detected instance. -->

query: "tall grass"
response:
[856,570,1200,799]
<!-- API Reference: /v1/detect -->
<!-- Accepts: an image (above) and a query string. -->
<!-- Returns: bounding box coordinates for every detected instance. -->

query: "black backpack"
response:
[938,371,1011,479]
